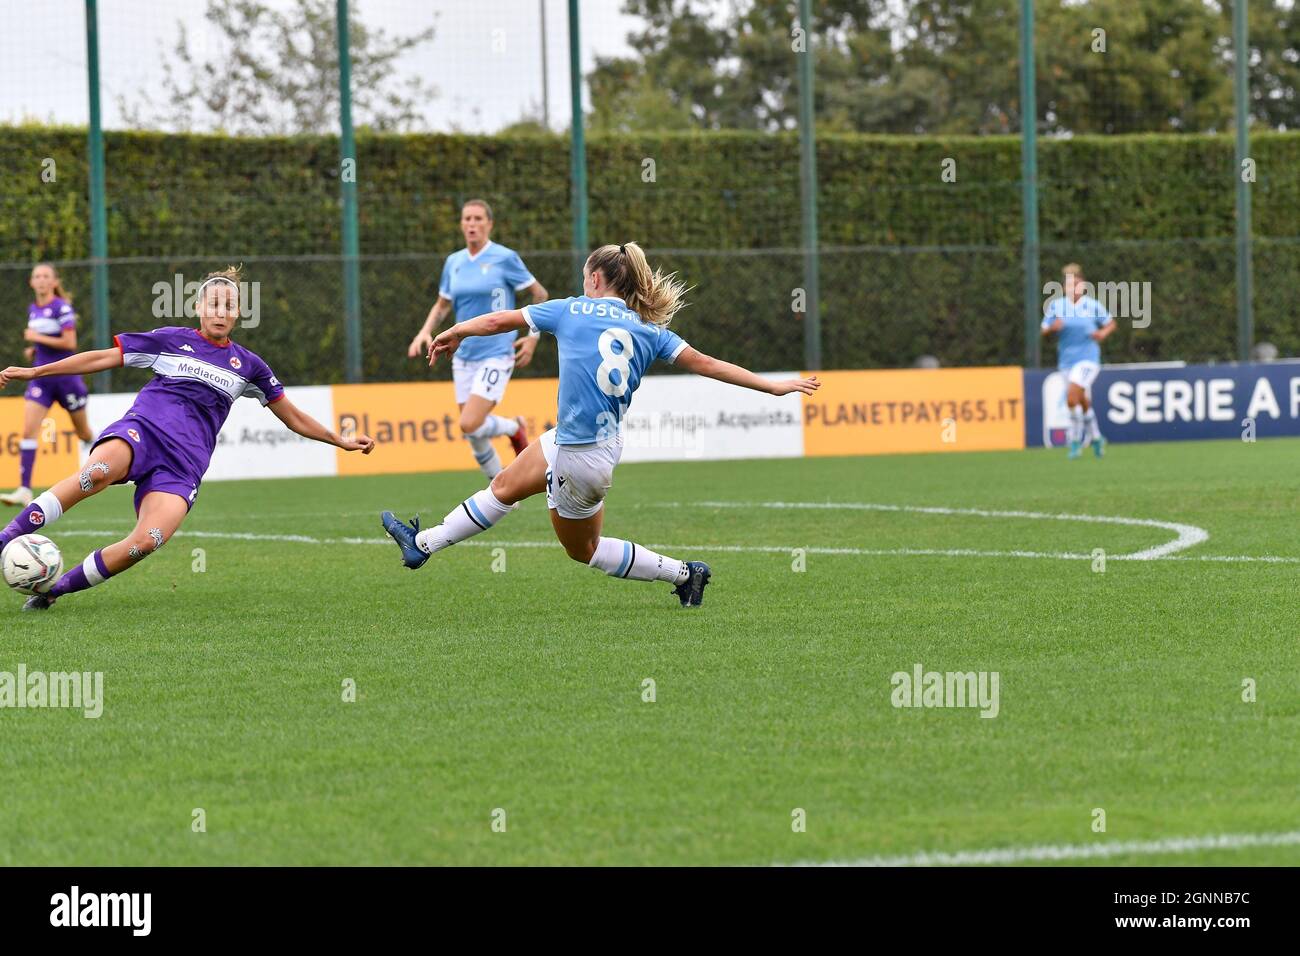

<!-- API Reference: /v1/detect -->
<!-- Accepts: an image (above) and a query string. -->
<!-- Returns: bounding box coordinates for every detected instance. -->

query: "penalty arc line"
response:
[684,500,1209,561]
[781,829,1300,867]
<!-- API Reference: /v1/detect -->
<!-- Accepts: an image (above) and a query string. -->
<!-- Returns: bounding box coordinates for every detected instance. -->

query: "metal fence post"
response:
[85,0,111,391]
[1233,0,1254,361]
[796,0,821,371]
[1019,0,1041,369]
[337,0,363,383]
[568,0,589,293]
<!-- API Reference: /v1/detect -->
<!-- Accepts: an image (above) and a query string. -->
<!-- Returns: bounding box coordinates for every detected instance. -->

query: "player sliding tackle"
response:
[0,267,375,611]
[382,242,820,607]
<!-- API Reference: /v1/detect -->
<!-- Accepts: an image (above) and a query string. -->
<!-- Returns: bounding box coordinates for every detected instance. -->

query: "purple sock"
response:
[0,498,56,551]
[19,441,36,489]
[49,549,113,599]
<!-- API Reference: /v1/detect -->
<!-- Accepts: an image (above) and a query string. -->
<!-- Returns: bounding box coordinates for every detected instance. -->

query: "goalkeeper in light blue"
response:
[381,242,820,608]
[1042,262,1117,459]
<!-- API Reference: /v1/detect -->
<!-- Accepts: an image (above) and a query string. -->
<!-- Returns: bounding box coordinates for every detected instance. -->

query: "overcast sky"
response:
[0,0,640,132]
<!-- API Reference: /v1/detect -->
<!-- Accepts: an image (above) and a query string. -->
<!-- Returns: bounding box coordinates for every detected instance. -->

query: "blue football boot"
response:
[673,561,711,608]
[381,511,430,570]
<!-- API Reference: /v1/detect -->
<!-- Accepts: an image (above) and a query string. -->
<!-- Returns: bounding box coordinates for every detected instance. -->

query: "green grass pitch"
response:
[2,438,1297,866]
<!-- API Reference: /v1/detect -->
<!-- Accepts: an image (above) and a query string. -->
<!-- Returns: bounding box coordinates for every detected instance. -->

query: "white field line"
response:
[785,830,1300,867]
[687,500,1209,561]
[41,497,1298,563]
[46,527,1300,564]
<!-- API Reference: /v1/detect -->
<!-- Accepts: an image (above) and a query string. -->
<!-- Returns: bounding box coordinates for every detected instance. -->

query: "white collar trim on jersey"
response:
[597,295,626,306]
[466,239,494,262]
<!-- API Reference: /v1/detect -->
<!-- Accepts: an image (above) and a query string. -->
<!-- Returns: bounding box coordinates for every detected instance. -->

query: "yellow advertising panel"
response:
[332,378,560,475]
[0,396,84,488]
[801,367,1025,456]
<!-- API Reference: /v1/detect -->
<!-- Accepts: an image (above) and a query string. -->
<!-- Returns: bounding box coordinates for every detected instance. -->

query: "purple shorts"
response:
[25,375,89,412]
[93,414,203,513]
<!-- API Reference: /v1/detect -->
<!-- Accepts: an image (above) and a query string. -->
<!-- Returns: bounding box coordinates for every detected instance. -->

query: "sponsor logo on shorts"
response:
[127,428,141,443]
[229,356,242,370]
[30,387,42,398]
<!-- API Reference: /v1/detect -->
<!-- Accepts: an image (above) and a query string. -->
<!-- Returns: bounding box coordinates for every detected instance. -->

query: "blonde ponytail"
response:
[586,241,690,327]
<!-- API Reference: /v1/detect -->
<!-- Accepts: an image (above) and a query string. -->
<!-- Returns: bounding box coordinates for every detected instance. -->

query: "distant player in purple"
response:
[0,267,376,612]
[0,263,95,509]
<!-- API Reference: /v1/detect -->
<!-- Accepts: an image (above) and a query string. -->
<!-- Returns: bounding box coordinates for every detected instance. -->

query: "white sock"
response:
[1069,407,1084,444]
[415,487,514,554]
[1083,408,1101,442]
[467,416,519,440]
[33,490,64,525]
[588,536,690,583]
[468,436,502,478]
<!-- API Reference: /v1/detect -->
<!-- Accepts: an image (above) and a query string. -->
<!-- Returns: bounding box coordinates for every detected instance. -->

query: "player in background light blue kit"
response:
[382,242,820,608]
[1042,262,1117,459]
[406,200,548,477]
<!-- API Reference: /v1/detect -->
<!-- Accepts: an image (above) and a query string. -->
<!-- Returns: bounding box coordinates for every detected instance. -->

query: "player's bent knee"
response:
[460,413,486,435]
[78,460,114,494]
[489,471,512,500]
[126,527,168,561]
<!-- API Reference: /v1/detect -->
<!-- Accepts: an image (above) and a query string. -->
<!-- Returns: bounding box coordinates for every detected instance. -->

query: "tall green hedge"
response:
[2,126,1298,387]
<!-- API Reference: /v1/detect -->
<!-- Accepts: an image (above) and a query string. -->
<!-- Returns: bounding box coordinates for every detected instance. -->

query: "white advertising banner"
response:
[618,372,805,463]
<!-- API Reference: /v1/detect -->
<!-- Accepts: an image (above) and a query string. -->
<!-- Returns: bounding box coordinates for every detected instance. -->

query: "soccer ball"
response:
[2,534,64,595]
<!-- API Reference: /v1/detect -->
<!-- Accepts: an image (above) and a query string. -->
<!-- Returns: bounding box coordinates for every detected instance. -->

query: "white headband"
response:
[198,276,238,295]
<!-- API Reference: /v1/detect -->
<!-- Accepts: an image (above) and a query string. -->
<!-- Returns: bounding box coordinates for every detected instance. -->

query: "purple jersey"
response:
[28,296,78,366]
[114,326,285,475]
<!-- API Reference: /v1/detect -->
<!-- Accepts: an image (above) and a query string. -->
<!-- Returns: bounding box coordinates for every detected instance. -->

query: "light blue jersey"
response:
[438,240,536,362]
[523,295,689,445]
[1043,294,1111,369]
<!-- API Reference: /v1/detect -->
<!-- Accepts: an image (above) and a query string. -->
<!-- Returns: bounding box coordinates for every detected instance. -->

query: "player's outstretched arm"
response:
[427,309,529,366]
[674,347,820,397]
[0,347,121,388]
[513,282,549,369]
[269,396,375,454]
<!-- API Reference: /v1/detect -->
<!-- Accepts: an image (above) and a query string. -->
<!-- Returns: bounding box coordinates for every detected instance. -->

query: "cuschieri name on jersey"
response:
[566,299,640,321]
